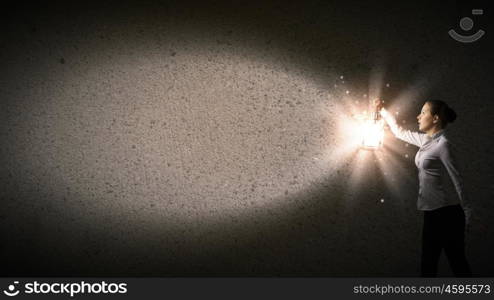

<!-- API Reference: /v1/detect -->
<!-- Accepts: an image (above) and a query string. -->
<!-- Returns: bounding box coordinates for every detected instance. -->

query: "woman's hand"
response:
[372,98,384,112]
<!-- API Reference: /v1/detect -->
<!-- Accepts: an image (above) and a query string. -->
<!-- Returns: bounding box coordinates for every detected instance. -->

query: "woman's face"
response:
[417,103,437,132]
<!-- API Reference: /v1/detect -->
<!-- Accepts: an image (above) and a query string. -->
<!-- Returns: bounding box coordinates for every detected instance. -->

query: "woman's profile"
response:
[373,98,472,277]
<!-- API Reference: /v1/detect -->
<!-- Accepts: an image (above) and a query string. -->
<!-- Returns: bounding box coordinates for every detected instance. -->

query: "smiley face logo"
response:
[449,9,485,43]
[3,281,20,297]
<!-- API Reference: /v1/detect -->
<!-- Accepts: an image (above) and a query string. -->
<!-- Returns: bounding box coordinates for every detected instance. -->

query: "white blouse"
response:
[380,109,470,216]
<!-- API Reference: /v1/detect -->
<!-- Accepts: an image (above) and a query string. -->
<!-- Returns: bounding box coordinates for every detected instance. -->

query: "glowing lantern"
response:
[360,111,384,150]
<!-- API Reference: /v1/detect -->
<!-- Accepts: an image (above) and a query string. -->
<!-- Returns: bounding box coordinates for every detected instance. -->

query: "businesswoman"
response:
[373,99,472,277]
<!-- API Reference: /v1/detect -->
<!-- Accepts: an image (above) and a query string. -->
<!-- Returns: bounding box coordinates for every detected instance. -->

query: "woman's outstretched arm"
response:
[380,108,428,147]
[372,99,428,147]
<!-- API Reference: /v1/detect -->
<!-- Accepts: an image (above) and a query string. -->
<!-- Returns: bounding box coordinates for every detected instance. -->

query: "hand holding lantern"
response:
[372,98,384,115]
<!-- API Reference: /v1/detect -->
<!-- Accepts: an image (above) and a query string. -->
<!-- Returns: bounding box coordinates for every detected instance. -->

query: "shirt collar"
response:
[428,129,445,140]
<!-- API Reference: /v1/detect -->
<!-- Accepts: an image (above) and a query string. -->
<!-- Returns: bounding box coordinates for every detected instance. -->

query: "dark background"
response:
[1,0,493,276]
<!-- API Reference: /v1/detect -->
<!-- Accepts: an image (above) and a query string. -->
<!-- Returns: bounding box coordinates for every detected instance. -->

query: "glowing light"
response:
[320,73,430,206]
[344,108,384,151]
[351,108,384,151]
[360,119,384,149]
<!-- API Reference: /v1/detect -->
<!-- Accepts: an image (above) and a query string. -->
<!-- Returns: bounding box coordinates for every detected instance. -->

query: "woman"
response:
[373,98,472,277]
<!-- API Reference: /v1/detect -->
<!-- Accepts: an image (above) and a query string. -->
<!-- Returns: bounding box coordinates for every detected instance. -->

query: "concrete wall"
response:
[1,0,493,276]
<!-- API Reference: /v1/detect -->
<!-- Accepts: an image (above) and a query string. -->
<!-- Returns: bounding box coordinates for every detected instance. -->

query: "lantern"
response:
[360,110,384,150]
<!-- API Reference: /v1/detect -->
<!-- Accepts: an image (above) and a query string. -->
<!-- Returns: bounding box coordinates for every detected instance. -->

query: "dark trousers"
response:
[421,204,472,277]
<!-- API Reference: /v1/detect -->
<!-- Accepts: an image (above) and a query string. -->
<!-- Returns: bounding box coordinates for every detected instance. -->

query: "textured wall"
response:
[1,0,493,276]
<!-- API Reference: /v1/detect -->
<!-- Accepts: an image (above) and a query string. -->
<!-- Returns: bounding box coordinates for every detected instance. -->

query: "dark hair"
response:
[425,100,457,128]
